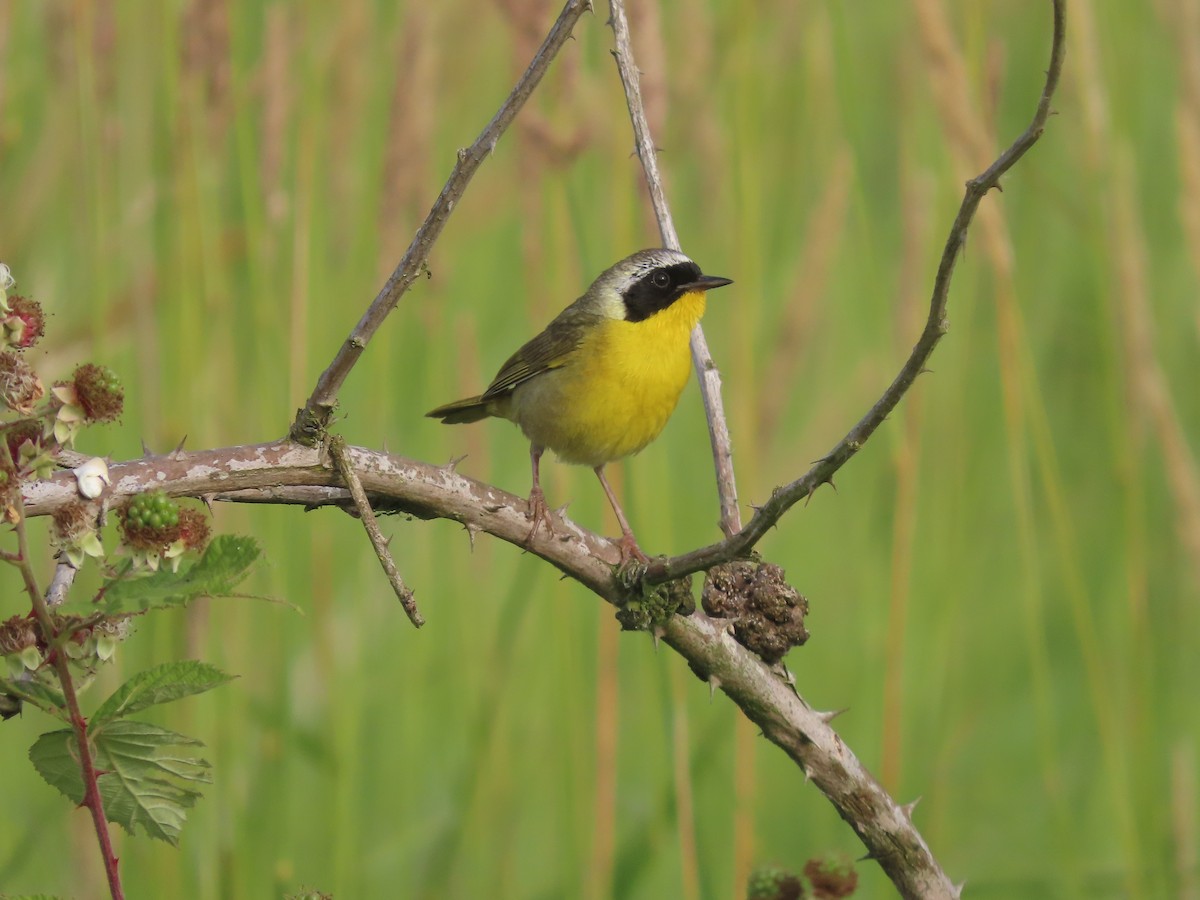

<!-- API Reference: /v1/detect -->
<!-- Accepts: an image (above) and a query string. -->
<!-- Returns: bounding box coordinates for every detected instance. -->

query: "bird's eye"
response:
[651,269,671,289]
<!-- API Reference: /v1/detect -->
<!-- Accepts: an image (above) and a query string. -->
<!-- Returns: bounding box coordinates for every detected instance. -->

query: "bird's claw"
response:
[524,487,554,547]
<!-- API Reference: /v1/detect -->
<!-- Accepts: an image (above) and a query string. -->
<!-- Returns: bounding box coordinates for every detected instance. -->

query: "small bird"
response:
[427,248,732,562]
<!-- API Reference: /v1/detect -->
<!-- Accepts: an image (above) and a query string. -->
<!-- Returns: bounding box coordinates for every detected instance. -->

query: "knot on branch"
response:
[288,405,328,447]
[702,561,808,664]
[615,573,694,632]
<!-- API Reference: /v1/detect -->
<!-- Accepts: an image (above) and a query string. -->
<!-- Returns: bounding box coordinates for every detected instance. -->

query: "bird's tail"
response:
[426,395,492,425]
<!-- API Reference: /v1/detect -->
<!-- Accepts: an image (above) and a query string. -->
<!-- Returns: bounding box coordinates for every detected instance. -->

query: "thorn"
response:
[199,493,216,514]
[953,882,967,899]
[771,662,797,690]
[816,708,848,724]
[803,766,813,783]
[708,675,721,700]
[443,454,467,473]
[651,626,663,651]
[141,439,153,458]
[170,435,188,459]
[463,522,479,551]
[900,796,922,820]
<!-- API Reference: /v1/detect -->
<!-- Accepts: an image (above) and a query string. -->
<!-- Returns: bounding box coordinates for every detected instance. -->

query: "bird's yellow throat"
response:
[508,289,707,466]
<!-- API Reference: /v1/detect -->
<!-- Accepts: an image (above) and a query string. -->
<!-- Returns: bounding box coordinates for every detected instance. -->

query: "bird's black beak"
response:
[681,274,733,292]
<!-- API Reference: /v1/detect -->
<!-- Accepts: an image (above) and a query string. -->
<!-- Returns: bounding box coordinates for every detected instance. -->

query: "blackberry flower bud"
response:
[2,295,45,350]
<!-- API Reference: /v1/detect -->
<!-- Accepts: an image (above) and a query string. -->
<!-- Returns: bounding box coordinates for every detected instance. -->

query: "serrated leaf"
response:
[31,720,212,846]
[0,675,67,719]
[99,535,261,613]
[91,661,233,725]
[28,730,84,801]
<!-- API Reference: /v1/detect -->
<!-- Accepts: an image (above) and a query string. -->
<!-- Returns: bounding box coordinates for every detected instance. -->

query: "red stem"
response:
[50,648,125,900]
[11,511,124,900]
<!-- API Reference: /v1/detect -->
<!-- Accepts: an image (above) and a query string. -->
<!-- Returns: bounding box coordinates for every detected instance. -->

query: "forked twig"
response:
[289,0,592,445]
[646,0,1067,586]
[329,437,425,627]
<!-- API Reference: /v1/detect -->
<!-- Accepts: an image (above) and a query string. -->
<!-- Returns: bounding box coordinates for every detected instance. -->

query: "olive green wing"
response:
[480,310,594,400]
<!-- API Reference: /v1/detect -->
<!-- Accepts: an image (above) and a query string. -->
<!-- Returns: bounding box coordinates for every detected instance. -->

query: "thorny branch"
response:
[644,0,1067,588]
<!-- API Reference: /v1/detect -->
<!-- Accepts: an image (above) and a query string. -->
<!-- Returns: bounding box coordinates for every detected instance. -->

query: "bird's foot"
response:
[616,532,650,564]
[524,486,554,547]
[614,532,650,585]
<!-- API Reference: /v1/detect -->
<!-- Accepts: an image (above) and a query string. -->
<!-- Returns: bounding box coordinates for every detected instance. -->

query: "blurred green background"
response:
[1,0,1197,897]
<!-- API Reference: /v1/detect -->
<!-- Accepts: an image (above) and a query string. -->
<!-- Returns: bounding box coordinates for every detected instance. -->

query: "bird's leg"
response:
[594,465,649,564]
[525,443,553,545]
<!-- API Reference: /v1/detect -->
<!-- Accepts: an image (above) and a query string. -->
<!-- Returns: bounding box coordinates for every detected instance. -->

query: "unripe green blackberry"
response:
[119,489,182,549]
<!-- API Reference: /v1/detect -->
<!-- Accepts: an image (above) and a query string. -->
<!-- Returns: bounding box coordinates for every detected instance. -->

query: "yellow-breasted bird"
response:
[427,248,732,561]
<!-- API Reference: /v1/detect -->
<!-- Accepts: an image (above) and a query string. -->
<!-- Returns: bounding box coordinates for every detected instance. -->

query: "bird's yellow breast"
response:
[506,291,706,467]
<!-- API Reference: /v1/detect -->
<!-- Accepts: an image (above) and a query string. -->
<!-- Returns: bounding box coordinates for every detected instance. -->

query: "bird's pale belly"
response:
[501,294,704,467]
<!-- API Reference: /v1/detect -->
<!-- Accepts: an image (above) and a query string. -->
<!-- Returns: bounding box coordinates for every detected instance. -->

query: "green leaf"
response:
[0,675,67,719]
[98,535,261,613]
[31,720,212,846]
[28,730,84,802]
[91,661,233,726]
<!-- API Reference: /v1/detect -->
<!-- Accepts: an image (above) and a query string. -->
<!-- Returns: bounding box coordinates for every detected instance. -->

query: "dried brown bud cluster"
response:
[61,363,124,424]
[0,351,44,413]
[0,614,38,657]
[804,856,858,898]
[702,561,809,664]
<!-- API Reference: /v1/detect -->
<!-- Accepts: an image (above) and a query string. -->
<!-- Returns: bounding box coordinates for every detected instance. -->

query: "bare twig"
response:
[644,0,1067,586]
[606,0,741,537]
[289,0,592,445]
[329,436,425,627]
